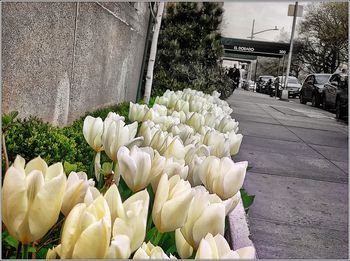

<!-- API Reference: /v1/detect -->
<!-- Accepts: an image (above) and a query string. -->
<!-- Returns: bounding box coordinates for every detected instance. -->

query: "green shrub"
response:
[3,102,131,175]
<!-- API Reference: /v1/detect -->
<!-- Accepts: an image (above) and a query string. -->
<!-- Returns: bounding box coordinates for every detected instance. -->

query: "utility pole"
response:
[283,2,298,90]
[143,2,165,104]
[250,19,255,40]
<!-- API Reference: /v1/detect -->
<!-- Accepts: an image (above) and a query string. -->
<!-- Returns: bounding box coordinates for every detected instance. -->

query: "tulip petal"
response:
[45,162,64,181]
[160,190,193,232]
[152,174,170,230]
[72,219,110,258]
[175,229,193,259]
[28,172,66,241]
[235,246,256,259]
[106,235,131,258]
[195,238,214,259]
[104,184,124,223]
[60,203,86,258]
[24,156,48,175]
[2,166,28,242]
[13,155,26,170]
[192,203,225,248]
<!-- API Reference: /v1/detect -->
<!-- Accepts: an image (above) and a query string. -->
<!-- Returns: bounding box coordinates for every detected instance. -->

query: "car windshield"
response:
[261,77,273,81]
[315,75,331,84]
[287,78,299,84]
[280,77,299,84]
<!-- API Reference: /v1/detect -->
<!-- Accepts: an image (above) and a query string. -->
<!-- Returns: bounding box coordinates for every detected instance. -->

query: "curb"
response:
[226,199,258,259]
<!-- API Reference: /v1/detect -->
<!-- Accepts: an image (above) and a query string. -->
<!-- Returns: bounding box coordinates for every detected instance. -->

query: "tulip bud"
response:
[117,146,155,192]
[133,242,176,259]
[129,102,149,122]
[175,229,193,259]
[83,116,104,152]
[152,174,193,233]
[203,130,231,158]
[217,117,239,134]
[106,235,131,259]
[195,233,256,259]
[186,112,205,132]
[102,117,142,162]
[112,189,149,252]
[198,156,248,200]
[155,96,169,107]
[138,120,161,146]
[226,131,243,156]
[2,155,66,244]
[104,184,124,224]
[58,196,111,258]
[152,104,168,116]
[61,171,95,216]
[163,137,194,161]
[180,188,225,249]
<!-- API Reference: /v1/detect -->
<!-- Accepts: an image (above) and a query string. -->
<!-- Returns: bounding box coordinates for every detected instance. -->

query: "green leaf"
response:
[2,111,19,129]
[240,188,255,213]
[63,161,77,174]
[3,233,18,248]
[145,226,158,242]
[101,162,113,176]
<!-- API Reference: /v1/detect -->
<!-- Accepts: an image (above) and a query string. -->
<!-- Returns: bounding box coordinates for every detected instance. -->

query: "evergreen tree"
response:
[153,2,232,98]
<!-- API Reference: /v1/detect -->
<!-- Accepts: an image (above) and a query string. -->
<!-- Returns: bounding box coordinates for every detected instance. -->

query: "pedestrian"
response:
[232,64,241,89]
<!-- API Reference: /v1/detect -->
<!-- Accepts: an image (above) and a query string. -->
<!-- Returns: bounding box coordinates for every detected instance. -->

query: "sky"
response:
[221,1,309,42]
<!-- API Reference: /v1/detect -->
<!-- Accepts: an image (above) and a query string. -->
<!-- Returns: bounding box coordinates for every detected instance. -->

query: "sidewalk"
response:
[227,89,348,259]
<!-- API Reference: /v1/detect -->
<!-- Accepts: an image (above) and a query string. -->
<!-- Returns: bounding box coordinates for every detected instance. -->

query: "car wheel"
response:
[311,94,320,107]
[322,95,328,110]
[300,93,306,104]
[336,99,343,119]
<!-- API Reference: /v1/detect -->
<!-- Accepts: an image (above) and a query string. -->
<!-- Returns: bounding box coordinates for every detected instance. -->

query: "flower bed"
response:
[2,88,255,259]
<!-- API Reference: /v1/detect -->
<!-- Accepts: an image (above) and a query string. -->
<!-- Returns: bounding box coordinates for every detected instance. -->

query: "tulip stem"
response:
[16,241,22,259]
[22,244,29,259]
[2,132,9,171]
[153,230,163,246]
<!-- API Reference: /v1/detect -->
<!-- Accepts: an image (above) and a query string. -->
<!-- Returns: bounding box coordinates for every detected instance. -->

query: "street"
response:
[228,89,348,259]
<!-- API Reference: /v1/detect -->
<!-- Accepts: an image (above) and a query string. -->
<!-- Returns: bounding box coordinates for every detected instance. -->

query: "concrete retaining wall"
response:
[2,2,150,126]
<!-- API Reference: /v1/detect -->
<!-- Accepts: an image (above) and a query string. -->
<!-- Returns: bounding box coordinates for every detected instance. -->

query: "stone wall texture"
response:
[2,2,150,126]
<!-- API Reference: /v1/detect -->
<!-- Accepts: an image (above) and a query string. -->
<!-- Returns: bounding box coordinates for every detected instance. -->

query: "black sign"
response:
[222,37,290,58]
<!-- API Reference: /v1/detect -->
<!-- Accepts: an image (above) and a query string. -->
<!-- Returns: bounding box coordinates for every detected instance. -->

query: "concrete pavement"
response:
[227,89,348,259]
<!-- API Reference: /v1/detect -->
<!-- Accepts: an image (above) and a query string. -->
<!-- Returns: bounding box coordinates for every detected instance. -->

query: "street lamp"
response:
[248,19,279,40]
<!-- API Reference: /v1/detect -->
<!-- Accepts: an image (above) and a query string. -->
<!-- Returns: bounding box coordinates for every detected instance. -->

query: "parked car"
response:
[275,76,302,98]
[299,74,331,107]
[322,72,348,119]
[269,77,282,97]
[248,80,256,91]
[256,76,274,93]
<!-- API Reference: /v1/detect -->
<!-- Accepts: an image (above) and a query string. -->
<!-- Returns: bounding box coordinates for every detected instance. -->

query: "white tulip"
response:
[102,118,143,162]
[195,233,256,259]
[170,110,187,123]
[133,242,176,259]
[138,121,160,146]
[112,189,149,252]
[61,171,95,216]
[186,112,205,133]
[163,137,194,161]
[152,104,168,116]
[175,229,193,259]
[152,174,193,232]
[198,156,248,200]
[180,188,225,249]
[129,102,149,122]
[217,117,239,134]
[117,146,159,192]
[83,116,103,152]
[203,130,231,158]
[226,131,243,156]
